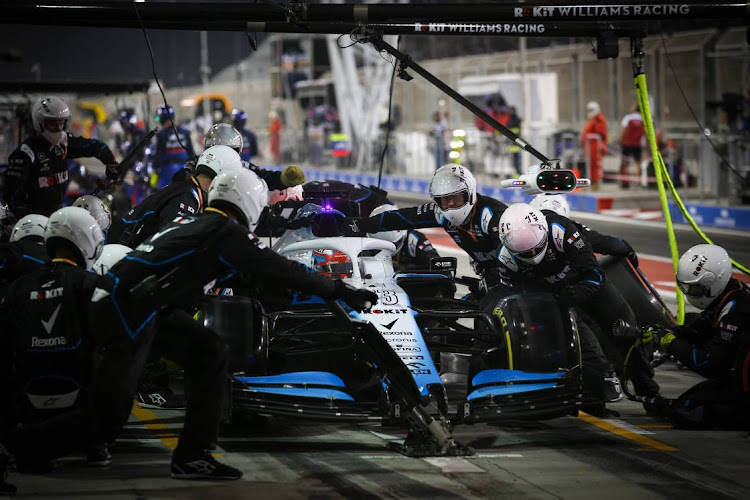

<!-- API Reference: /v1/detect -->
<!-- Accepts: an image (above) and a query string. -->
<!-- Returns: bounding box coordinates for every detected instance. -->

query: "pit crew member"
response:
[3,96,118,217]
[640,245,749,429]
[496,203,661,402]
[108,145,242,247]
[0,207,105,483]
[88,168,378,480]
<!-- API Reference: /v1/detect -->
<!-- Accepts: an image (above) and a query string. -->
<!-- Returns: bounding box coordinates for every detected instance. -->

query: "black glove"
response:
[334,281,378,312]
[623,240,639,267]
[105,163,120,181]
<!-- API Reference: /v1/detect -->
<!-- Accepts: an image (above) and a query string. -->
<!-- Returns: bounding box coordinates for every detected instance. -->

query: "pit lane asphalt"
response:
[8,361,749,499]
[6,195,749,499]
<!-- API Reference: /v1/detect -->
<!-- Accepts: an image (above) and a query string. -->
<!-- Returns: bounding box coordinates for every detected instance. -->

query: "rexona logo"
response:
[31,336,67,348]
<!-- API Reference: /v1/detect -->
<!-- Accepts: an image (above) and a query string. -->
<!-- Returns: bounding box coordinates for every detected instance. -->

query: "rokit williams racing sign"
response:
[515,4,690,18]
[414,22,546,34]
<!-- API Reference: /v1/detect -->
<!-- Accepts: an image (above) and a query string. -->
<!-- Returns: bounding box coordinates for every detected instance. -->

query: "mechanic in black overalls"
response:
[88,168,378,480]
[108,145,244,409]
[639,245,750,429]
[3,96,119,218]
[173,122,306,190]
[108,145,242,248]
[366,203,441,272]
[319,165,508,295]
[530,194,638,265]
[496,203,661,405]
[0,207,105,492]
[0,215,49,290]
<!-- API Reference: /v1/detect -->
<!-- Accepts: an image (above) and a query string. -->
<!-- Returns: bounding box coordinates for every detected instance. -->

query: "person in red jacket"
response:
[582,101,608,190]
[619,104,645,188]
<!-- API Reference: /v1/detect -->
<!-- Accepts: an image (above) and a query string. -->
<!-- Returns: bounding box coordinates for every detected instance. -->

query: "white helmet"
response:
[93,243,132,276]
[32,96,71,145]
[498,203,548,265]
[586,101,601,119]
[10,214,49,242]
[429,164,477,226]
[367,204,407,252]
[208,168,269,231]
[676,244,732,309]
[44,207,104,270]
[195,145,243,179]
[73,195,112,231]
[530,194,570,218]
[204,123,243,154]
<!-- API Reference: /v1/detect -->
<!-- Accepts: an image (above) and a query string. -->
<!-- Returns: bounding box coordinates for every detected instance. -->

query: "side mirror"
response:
[430,257,457,276]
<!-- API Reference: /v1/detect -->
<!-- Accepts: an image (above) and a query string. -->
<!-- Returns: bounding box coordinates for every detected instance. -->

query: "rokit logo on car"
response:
[364,308,409,314]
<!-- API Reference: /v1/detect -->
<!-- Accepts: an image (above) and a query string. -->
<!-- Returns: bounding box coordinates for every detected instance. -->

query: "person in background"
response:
[506,107,523,176]
[431,111,448,169]
[582,101,608,190]
[619,103,645,189]
[153,106,194,189]
[231,109,259,163]
[269,110,283,164]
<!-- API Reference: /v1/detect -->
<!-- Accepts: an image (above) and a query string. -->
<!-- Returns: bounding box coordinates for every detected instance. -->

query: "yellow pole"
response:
[631,38,685,324]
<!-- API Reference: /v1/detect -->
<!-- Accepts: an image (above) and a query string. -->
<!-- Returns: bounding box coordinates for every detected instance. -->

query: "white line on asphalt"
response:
[368,430,405,444]
[471,453,524,458]
[603,418,655,435]
[423,457,486,473]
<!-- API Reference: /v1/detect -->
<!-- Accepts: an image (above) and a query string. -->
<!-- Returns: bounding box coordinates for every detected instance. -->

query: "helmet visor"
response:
[434,190,469,211]
[677,280,708,298]
[508,230,548,260]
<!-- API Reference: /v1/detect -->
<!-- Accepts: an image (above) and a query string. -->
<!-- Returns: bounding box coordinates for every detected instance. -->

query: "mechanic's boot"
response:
[603,372,623,403]
[0,444,17,495]
[171,449,242,480]
[87,444,112,467]
[137,388,186,410]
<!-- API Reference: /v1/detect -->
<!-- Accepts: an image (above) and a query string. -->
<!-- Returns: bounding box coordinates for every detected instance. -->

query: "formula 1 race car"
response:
[205,206,585,455]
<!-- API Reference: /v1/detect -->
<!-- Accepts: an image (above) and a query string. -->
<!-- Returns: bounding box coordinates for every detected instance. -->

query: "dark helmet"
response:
[155,105,175,125]
[231,108,248,129]
[119,110,137,130]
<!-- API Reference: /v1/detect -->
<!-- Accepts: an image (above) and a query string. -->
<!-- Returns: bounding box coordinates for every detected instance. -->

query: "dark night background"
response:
[0,0,261,88]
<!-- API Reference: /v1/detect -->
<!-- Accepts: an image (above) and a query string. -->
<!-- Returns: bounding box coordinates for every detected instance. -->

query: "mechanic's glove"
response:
[105,163,120,181]
[334,281,378,312]
[641,325,675,349]
[280,165,306,187]
[623,240,639,268]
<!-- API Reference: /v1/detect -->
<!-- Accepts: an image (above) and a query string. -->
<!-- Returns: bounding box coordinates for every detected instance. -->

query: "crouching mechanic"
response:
[640,245,750,430]
[0,207,104,492]
[108,144,242,247]
[88,168,378,480]
[496,204,661,405]
[366,204,441,272]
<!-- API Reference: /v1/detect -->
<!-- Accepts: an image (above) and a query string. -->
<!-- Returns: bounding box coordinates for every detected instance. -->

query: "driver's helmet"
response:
[676,244,732,310]
[312,249,353,279]
[367,203,406,252]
